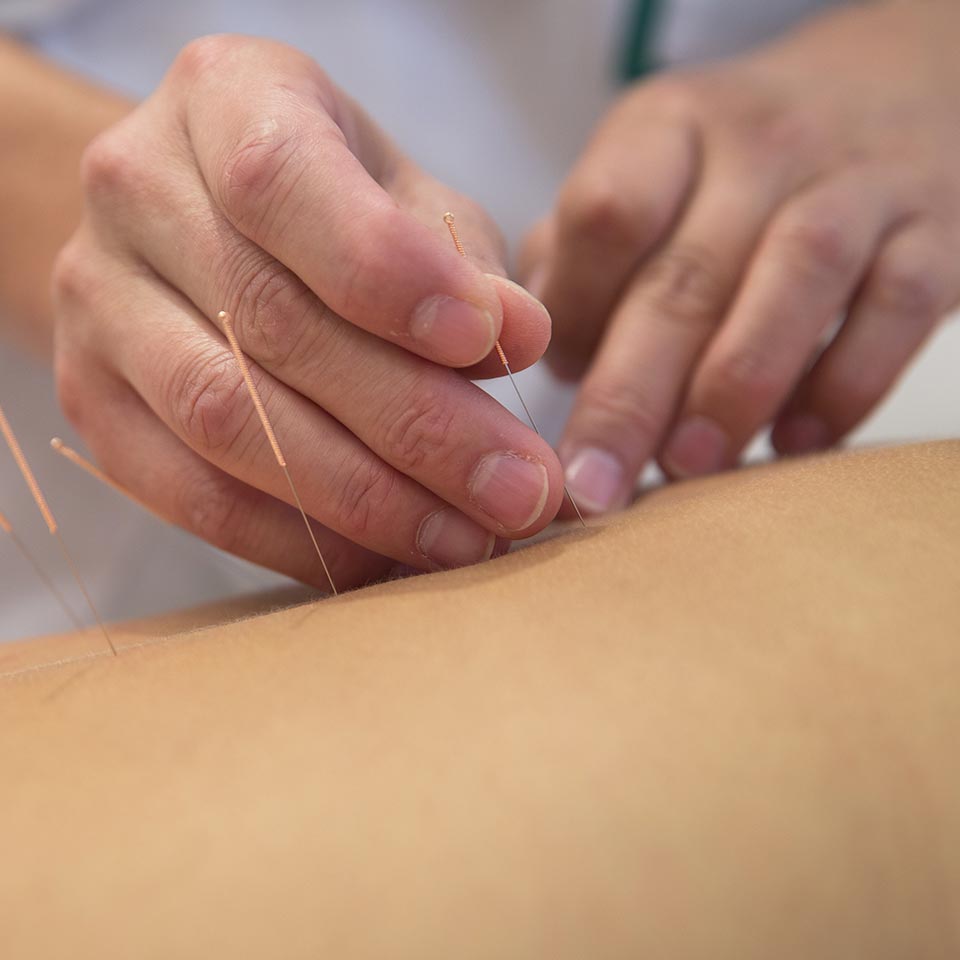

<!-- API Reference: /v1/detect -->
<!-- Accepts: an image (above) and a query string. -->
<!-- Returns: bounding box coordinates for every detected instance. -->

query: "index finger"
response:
[181,36,503,369]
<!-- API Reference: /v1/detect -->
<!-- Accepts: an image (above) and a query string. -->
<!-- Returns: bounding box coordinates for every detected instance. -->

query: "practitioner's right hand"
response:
[52,35,562,589]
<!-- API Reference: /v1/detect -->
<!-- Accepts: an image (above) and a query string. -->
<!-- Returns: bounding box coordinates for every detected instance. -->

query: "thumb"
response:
[387,162,553,377]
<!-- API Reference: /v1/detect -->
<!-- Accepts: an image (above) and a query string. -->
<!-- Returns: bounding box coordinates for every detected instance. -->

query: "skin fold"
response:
[1,441,958,958]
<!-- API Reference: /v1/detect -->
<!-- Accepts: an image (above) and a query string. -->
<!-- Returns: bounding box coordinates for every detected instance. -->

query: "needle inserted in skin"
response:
[218,311,338,596]
[442,213,587,527]
[0,507,84,630]
[0,403,117,655]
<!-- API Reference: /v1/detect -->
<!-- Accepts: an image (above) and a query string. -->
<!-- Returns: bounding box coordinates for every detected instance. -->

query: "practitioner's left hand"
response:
[521,0,960,514]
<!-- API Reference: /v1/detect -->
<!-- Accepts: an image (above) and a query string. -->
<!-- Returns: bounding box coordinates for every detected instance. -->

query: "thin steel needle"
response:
[0,403,117,655]
[442,213,587,527]
[0,507,84,630]
[218,311,338,596]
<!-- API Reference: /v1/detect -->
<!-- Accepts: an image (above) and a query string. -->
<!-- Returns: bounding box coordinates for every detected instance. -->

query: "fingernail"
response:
[410,295,497,366]
[485,273,551,326]
[564,447,625,514]
[417,508,496,569]
[773,414,830,455]
[662,416,729,478]
[469,453,550,532]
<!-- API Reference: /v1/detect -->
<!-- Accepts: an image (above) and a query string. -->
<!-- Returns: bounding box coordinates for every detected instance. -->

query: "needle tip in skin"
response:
[0,404,114,650]
[441,214,587,528]
[216,310,338,596]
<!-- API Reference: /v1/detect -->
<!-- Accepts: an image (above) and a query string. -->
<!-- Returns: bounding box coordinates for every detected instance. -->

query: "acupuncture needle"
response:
[50,437,132,501]
[0,403,117,655]
[218,311,338,596]
[0,506,84,630]
[50,437,282,591]
[442,213,587,527]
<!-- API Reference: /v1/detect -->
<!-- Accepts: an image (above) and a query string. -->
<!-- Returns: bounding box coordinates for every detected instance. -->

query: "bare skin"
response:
[1,441,958,958]
[0,36,128,354]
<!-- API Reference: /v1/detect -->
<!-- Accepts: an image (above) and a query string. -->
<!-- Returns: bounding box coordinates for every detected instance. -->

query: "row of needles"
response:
[0,402,116,655]
[1,318,340,657]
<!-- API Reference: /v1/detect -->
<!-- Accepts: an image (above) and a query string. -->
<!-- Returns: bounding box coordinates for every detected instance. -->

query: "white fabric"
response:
[0,0,82,29]
[657,0,844,65]
[3,0,956,640]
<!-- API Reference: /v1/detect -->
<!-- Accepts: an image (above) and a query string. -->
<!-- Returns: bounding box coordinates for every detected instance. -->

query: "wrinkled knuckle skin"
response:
[168,350,255,460]
[229,257,325,369]
[381,382,457,474]
[772,212,859,279]
[578,380,665,443]
[331,458,398,545]
[642,246,728,327]
[217,119,305,233]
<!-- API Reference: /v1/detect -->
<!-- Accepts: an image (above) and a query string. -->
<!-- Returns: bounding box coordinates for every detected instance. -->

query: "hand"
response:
[522,0,960,513]
[53,35,561,589]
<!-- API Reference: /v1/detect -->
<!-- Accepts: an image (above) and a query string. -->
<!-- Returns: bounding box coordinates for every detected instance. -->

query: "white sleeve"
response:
[0,0,88,31]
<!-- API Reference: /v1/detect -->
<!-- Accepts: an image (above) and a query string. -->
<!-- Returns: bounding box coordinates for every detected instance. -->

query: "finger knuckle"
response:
[706,347,782,413]
[50,239,96,309]
[772,209,859,278]
[168,349,255,459]
[174,35,326,90]
[217,117,307,233]
[745,109,820,162]
[228,255,329,369]
[870,259,944,320]
[80,128,140,204]
[578,379,665,441]
[171,34,238,83]
[642,245,728,327]
[381,379,458,474]
[559,176,649,251]
[330,458,399,544]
